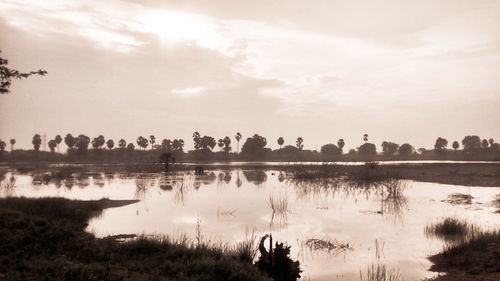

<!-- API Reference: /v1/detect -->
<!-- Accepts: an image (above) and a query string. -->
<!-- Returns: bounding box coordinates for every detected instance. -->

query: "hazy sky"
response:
[1,0,499,151]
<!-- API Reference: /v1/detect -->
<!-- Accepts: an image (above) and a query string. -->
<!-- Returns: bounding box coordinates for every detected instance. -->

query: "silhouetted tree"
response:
[172,139,184,151]
[452,141,459,151]
[127,143,135,150]
[118,139,126,149]
[48,139,56,152]
[241,134,267,155]
[0,50,47,94]
[200,136,216,151]
[381,141,399,156]
[256,234,301,281]
[296,137,303,151]
[149,135,156,150]
[462,135,481,153]
[320,144,341,157]
[363,134,369,143]
[277,137,284,149]
[193,132,201,150]
[398,143,414,156]
[481,139,489,148]
[223,136,231,153]
[75,135,90,152]
[54,135,62,152]
[0,140,6,152]
[161,139,172,150]
[434,137,448,150]
[358,143,376,155]
[106,139,114,150]
[9,138,15,151]
[217,138,224,151]
[337,139,345,152]
[136,136,148,150]
[64,134,75,150]
[489,138,495,147]
[32,134,41,151]
[92,135,105,149]
[235,132,242,153]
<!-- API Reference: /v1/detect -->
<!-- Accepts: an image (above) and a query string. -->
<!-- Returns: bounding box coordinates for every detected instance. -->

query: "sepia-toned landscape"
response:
[1,1,499,280]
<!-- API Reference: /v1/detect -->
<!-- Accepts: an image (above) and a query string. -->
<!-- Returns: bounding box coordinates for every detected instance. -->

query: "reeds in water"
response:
[359,263,405,281]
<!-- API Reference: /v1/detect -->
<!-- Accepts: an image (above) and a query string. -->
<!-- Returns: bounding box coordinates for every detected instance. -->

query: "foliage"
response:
[118,139,126,149]
[462,135,481,153]
[64,134,76,149]
[381,141,399,156]
[398,143,414,156]
[91,135,105,149]
[337,139,345,150]
[434,137,448,150]
[75,134,90,152]
[106,139,114,150]
[32,134,41,151]
[320,144,342,157]
[277,137,284,148]
[0,50,47,94]
[136,136,148,150]
[48,139,57,152]
[358,143,377,155]
[242,134,267,155]
[296,137,303,151]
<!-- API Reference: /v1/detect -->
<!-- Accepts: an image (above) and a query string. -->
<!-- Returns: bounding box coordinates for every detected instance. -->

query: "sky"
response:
[1,0,499,151]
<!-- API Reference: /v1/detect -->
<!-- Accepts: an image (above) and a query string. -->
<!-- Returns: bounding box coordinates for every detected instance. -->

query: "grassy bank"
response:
[0,197,270,281]
[428,228,500,281]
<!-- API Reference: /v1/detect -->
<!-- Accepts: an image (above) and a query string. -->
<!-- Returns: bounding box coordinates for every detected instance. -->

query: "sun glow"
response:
[140,10,221,49]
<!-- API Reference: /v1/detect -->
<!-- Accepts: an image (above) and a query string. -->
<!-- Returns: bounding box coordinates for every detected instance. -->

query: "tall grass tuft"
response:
[359,263,405,281]
[425,217,479,242]
[268,193,289,215]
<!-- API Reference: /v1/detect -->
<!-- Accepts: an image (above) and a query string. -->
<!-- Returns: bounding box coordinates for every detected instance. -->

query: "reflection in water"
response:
[243,170,267,185]
[3,168,500,281]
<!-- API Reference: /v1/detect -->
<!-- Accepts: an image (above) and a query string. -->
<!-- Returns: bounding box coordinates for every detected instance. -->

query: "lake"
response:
[2,168,499,280]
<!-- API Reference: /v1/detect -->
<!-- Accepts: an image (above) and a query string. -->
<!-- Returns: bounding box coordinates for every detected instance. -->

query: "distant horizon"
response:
[1,0,499,151]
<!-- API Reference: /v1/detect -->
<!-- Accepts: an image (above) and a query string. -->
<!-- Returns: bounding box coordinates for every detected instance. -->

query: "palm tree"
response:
[9,138,15,151]
[137,136,148,150]
[337,139,345,152]
[118,139,126,149]
[296,137,304,151]
[363,134,369,143]
[106,139,114,150]
[32,134,42,151]
[218,139,225,151]
[452,141,459,151]
[0,140,6,152]
[64,134,75,150]
[54,135,62,152]
[277,137,284,149]
[149,135,156,150]
[48,140,57,152]
[235,132,242,153]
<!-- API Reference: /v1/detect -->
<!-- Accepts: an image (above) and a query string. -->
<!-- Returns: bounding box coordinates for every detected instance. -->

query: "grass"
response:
[442,193,473,205]
[268,193,289,216]
[425,217,478,242]
[0,197,271,281]
[428,229,500,280]
[359,264,405,281]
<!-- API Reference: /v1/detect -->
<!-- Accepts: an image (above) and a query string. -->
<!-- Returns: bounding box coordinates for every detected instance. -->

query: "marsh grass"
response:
[442,193,473,205]
[359,264,405,281]
[429,228,500,279]
[425,217,479,242]
[0,197,270,281]
[268,193,289,215]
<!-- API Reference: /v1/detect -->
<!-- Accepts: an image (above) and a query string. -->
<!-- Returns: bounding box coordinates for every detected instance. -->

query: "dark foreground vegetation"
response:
[428,227,500,281]
[0,197,275,281]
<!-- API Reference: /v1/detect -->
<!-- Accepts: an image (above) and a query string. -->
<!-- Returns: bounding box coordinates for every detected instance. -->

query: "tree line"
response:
[1,133,499,160]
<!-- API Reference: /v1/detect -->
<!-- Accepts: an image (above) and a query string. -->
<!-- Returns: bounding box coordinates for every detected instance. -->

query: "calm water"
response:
[2,169,500,281]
